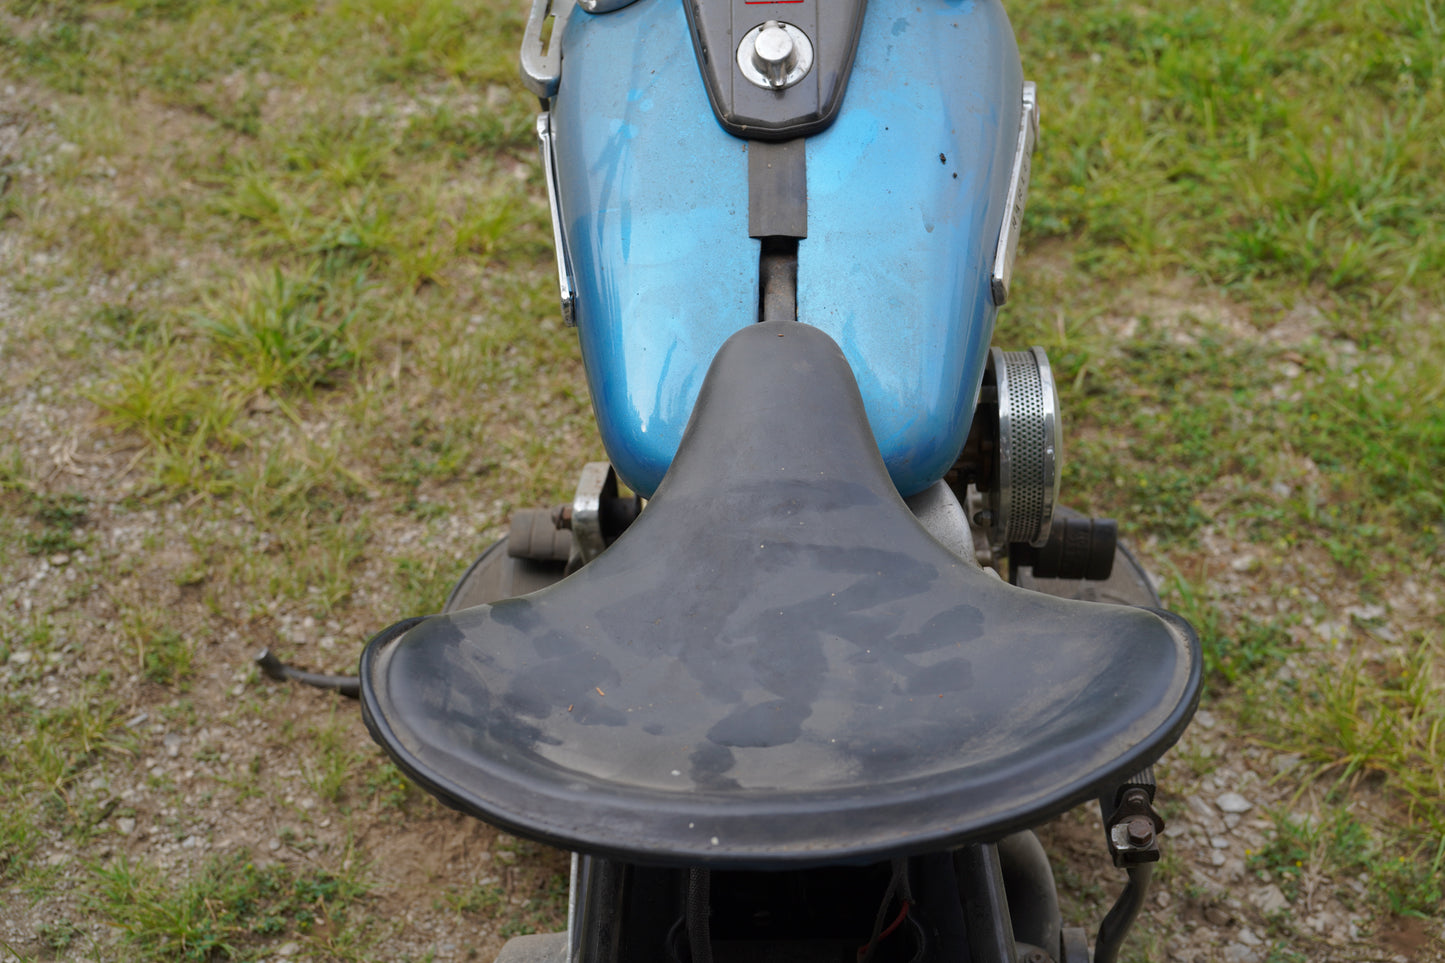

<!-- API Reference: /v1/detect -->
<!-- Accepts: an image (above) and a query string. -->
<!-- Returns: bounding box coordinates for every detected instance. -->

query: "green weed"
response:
[1159,570,1295,686]
[22,491,89,557]
[12,696,126,797]
[89,850,367,961]
[392,555,451,615]
[443,880,504,915]
[1250,809,1444,919]
[1247,812,1315,900]
[0,802,39,883]
[1278,638,1445,822]
[1369,839,1445,919]
[363,761,417,810]
[36,918,84,954]
[303,707,367,805]
[195,267,369,395]
[90,350,244,475]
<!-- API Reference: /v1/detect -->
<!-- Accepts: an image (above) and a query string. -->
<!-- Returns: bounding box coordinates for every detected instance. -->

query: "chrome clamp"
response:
[521,0,576,99]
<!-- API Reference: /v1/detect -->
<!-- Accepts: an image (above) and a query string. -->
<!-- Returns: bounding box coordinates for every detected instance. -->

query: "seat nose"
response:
[361,321,1201,868]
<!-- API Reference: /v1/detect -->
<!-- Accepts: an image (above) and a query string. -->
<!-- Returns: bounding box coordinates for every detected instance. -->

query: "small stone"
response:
[268,838,282,852]
[1211,835,1231,849]
[1238,928,1262,946]
[9,651,32,665]
[1204,906,1232,926]
[1210,850,1227,866]
[1223,946,1260,963]
[117,817,136,836]
[1257,885,1288,914]
[49,553,70,566]
[1216,792,1252,814]
[1194,709,1217,729]
[278,942,300,957]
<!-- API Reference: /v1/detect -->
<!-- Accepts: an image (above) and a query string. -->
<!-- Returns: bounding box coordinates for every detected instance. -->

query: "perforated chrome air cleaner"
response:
[988,346,1062,548]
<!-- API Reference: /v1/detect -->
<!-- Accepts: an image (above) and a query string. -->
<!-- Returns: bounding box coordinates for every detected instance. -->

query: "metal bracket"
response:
[1103,787,1165,868]
[537,112,577,326]
[991,81,1038,306]
[521,0,576,99]
[570,462,616,564]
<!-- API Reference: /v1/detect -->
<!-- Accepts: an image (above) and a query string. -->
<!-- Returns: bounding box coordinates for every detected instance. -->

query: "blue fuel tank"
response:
[550,0,1023,497]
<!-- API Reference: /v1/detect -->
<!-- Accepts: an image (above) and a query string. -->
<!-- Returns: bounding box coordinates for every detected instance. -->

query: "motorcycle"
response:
[280,0,1204,958]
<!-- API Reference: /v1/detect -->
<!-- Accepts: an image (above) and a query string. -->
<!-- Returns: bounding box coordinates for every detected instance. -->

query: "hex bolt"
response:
[1125,816,1155,848]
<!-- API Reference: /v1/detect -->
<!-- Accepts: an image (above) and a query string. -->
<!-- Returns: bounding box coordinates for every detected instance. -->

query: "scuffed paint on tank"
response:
[551,0,1022,497]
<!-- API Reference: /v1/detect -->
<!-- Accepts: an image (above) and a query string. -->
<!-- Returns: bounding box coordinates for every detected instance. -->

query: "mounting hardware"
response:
[536,112,577,326]
[992,82,1038,306]
[567,463,642,565]
[1103,786,1165,868]
[521,0,576,98]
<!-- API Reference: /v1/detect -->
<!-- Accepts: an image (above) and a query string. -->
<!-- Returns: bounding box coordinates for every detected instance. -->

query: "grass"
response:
[1280,638,1445,829]
[1012,0,1445,300]
[1,0,1442,957]
[1250,808,1445,918]
[88,850,369,962]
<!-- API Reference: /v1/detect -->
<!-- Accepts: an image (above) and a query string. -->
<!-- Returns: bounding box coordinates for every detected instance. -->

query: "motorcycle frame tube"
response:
[551,0,1022,499]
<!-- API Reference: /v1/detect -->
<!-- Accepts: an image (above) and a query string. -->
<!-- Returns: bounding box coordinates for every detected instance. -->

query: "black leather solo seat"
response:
[361,322,1201,868]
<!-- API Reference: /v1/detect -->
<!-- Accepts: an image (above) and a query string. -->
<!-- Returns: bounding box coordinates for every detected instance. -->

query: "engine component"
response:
[1010,515,1117,581]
